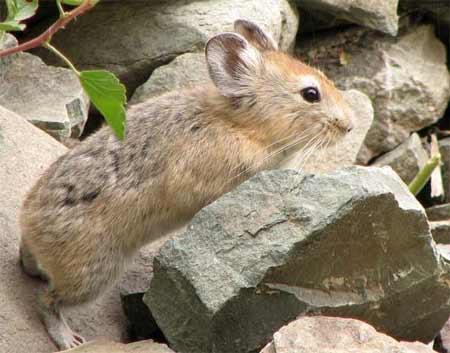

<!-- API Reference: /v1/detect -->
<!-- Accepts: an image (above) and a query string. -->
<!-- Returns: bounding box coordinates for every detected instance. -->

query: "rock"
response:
[372,133,428,184]
[297,25,450,163]
[438,244,450,262]
[260,316,434,353]
[435,319,450,353]
[0,106,125,353]
[295,0,399,36]
[34,0,299,92]
[0,34,89,141]
[426,204,450,221]
[295,8,347,34]
[145,167,450,353]
[131,53,207,104]
[430,221,450,244]
[399,1,450,28]
[283,89,373,172]
[60,340,175,353]
[440,138,450,203]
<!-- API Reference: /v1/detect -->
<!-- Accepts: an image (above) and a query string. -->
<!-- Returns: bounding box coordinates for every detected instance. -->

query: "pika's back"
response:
[20,85,258,249]
[25,88,209,205]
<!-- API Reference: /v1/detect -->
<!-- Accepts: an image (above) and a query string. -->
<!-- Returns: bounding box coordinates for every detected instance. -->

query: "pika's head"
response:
[205,20,354,152]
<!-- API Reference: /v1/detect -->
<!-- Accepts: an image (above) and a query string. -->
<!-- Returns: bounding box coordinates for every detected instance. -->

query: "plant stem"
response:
[408,154,441,196]
[56,0,67,18]
[0,0,95,58]
[43,42,80,75]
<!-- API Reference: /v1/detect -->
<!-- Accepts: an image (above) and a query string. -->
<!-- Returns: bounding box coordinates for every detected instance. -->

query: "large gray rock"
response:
[144,167,450,353]
[297,25,450,163]
[131,53,207,104]
[35,0,299,92]
[296,0,399,35]
[0,34,89,141]
[372,133,428,184]
[440,138,450,203]
[0,106,125,353]
[283,89,373,173]
[260,317,434,353]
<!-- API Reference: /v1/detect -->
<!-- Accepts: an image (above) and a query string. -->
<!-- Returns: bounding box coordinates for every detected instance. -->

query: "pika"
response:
[19,20,354,350]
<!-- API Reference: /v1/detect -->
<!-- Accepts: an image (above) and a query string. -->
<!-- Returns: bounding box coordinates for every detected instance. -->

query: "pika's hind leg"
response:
[38,287,85,350]
[19,241,47,280]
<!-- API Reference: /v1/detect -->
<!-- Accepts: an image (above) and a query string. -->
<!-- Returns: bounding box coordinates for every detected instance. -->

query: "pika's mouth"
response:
[329,119,353,137]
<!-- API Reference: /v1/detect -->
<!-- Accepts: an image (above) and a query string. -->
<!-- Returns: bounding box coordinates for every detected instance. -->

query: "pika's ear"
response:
[234,19,278,52]
[205,32,262,97]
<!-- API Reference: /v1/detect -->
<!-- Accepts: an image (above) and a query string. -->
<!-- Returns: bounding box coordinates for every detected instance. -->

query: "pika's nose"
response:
[346,120,354,133]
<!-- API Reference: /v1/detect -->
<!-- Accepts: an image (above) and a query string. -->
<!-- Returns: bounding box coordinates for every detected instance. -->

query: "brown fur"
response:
[19,20,354,350]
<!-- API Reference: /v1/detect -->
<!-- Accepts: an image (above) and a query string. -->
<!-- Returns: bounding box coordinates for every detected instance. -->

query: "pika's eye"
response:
[300,87,320,103]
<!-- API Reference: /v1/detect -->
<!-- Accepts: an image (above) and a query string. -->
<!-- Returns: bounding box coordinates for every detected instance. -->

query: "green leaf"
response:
[79,70,127,140]
[1,0,38,32]
[0,20,24,31]
[6,0,38,21]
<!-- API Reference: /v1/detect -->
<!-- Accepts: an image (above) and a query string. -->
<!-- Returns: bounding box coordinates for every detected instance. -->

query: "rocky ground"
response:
[1,0,450,352]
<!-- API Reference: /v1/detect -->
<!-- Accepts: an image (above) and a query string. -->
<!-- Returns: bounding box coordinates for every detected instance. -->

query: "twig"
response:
[43,42,79,75]
[408,154,442,196]
[56,0,67,18]
[0,0,95,58]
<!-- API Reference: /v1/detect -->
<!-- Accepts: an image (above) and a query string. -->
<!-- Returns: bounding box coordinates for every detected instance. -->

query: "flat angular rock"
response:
[283,89,373,172]
[431,221,450,244]
[145,167,450,353]
[34,0,299,92]
[0,34,89,141]
[297,25,450,163]
[296,0,399,35]
[131,53,207,104]
[260,316,434,353]
[440,138,450,203]
[426,203,450,221]
[61,340,174,353]
[372,133,428,184]
[0,106,125,353]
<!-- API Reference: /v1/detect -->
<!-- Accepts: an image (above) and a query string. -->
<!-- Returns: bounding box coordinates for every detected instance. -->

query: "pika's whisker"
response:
[225,129,321,188]
[226,125,318,176]
[296,133,326,170]
[256,129,320,167]
[262,129,318,163]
